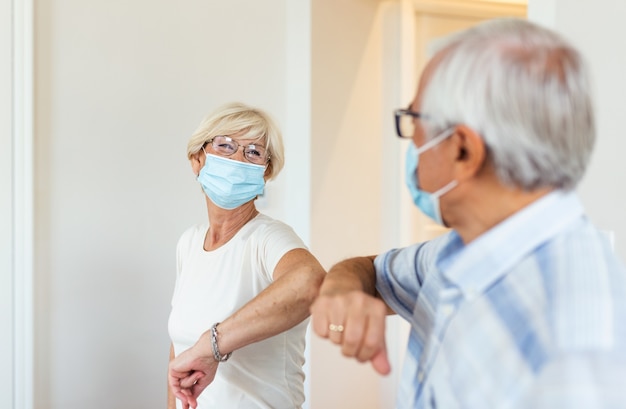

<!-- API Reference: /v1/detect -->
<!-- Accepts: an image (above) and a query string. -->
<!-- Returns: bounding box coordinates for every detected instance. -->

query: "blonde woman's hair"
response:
[187,102,285,180]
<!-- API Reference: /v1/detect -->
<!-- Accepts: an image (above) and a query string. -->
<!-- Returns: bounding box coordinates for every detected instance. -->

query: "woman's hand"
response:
[168,335,218,409]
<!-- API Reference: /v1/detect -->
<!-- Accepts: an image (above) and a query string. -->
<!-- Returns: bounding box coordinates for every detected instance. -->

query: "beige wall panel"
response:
[310,0,389,407]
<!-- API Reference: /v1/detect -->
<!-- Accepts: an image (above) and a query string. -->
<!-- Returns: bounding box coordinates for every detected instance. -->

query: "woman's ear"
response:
[451,124,487,182]
[264,162,273,181]
[190,151,205,177]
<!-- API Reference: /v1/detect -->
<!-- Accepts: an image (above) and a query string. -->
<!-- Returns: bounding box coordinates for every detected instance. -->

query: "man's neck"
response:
[447,183,554,244]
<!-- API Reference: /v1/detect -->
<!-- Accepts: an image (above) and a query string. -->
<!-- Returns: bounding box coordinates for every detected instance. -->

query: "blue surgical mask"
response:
[198,152,266,210]
[405,129,458,225]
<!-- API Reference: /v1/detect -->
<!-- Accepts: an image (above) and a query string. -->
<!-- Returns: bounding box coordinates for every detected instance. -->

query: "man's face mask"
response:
[405,128,458,225]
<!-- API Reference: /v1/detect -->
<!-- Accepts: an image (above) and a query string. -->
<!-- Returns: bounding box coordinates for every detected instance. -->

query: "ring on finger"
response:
[329,323,345,333]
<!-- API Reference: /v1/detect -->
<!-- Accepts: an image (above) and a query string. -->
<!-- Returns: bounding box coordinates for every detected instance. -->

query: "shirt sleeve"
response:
[171,225,202,306]
[258,219,307,282]
[374,233,452,321]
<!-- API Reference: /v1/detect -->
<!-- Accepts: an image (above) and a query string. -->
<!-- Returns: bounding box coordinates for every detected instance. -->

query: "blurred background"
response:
[3,0,625,408]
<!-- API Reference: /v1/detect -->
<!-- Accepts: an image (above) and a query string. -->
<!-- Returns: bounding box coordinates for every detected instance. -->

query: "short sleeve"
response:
[257,219,307,282]
[374,233,452,320]
[171,224,204,306]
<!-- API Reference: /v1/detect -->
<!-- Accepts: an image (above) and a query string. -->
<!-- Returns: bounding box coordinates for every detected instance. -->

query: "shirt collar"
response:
[436,190,585,300]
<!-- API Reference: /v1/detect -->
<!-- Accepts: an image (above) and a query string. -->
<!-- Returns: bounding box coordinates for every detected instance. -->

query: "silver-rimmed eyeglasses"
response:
[206,135,270,165]
[394,108,429,138]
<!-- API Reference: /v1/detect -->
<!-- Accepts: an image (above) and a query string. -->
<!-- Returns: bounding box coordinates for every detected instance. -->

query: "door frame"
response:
[9,0,34,408]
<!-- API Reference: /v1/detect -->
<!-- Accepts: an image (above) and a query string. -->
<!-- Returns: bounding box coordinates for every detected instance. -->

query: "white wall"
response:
[528,0,626,259]
[33,1,307,408]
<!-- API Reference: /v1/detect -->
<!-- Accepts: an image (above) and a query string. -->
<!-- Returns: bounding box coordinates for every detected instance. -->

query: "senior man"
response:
[311,18,626,409]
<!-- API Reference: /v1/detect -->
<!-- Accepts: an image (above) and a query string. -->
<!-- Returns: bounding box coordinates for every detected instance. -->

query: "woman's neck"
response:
[203,199,259,251]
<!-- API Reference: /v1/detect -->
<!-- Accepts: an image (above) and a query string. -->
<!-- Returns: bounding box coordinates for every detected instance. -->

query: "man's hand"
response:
[310,290,391,375]
[168,339,219,409]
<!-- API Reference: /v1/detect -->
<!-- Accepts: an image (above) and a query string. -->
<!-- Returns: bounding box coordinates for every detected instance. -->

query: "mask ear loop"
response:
[431,179,458,199]
[193,146,209,178]
[416,127,456,154]
[418,126,459,200]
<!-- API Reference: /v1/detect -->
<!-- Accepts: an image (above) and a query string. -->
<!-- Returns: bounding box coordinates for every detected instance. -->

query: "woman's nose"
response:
[231,146,247,162]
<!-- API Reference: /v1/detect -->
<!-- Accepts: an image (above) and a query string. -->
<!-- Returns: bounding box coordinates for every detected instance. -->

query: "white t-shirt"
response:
[168,213,308,409]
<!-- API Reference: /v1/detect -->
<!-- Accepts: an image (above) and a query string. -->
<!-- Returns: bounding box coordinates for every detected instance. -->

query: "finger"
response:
[340,314,365,358]
[186,387,200,409]
[310,298,331,338]
[182,388,197,409]
[371,347,391,375]
[168,369,191,388]
[327,298,349,345]
[341,293,382,358]
[327,321,345,345]
[355,299,387,361]
[172,380,189,400]
[180,371,204,388]
[174,390,189,408]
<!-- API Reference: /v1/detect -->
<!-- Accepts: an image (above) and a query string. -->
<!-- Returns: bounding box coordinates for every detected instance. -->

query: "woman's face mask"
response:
[197,151,266,210]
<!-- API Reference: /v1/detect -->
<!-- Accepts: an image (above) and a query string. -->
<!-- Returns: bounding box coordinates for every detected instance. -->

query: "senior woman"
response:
[167,102,325,409]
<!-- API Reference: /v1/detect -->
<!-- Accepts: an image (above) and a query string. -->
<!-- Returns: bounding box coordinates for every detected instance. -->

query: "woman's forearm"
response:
[196,248,325,357]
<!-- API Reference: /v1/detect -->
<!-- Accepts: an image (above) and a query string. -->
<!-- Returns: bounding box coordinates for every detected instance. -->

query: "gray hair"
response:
[421,18,595,191]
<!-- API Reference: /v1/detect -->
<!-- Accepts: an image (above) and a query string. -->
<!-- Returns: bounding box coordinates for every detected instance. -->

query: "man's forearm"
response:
[320,256,378,296]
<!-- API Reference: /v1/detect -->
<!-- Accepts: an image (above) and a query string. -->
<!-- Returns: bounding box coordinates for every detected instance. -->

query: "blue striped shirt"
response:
[375,191,626,409]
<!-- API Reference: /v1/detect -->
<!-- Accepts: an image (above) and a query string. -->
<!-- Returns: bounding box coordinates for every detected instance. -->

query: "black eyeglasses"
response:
[206,135,270,165]
[394,108,429,138]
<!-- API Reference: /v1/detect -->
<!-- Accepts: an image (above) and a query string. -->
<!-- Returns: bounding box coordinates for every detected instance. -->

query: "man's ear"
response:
[451,124,486,181]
